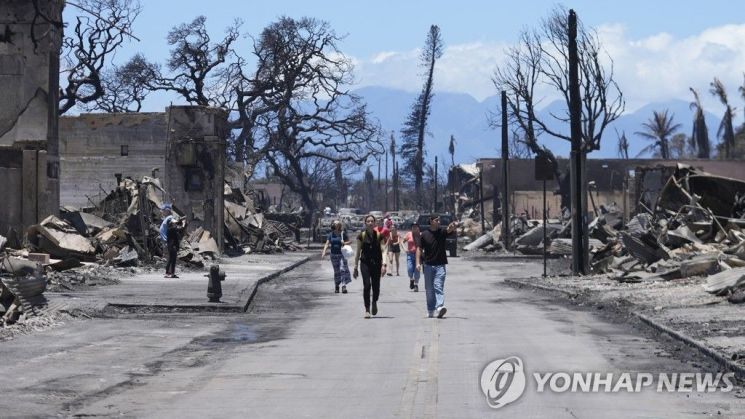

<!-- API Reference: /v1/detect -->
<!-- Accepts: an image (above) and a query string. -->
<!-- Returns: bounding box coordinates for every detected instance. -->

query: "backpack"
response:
[358,230,382,265]
[359,230,379,243]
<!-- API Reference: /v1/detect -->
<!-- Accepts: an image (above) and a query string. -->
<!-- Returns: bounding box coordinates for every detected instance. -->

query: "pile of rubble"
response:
[590,166,745,302]
[0,176,304,325]
[461,165,745,302]
[224,184,303,253]
[500,165,745,304]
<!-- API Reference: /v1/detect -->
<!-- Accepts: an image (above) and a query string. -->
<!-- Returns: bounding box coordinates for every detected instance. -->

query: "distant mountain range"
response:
[354,86,723,164]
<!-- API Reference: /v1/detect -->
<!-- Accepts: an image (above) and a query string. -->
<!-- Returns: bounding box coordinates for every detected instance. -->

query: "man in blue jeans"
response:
[416,214,458,318]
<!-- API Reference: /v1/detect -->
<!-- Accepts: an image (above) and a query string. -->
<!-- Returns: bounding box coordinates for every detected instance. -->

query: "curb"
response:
[634,312,745,380]
[106,302,244,313]
[466,255,544,262]
[101,256,312,314]
[242,256,312,312]
[503,278,745,380]
[503,278,577,298]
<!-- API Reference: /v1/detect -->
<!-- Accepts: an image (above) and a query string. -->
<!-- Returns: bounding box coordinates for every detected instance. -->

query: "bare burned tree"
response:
[492,30,561,181]
[493,6,624,207]
[232,17,381,215]
[509,129,532,159]
[59,0,141,114]
[85,53,156,112]
[150,16,241,108]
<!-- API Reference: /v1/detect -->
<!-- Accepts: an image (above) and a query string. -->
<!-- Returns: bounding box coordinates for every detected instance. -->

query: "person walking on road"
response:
[416,214,457,318]
[404,223,421,292]
[321,220,352,294]
[387,225,402,276]
[353,215,388,318]
[374,217,391,244]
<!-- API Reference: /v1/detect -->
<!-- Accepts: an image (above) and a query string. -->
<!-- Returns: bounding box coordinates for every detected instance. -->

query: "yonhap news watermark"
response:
[480,356,736,409]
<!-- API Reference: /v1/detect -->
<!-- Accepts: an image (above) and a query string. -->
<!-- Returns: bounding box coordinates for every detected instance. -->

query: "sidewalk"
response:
[505,273,745,379]
[43,252,312,313]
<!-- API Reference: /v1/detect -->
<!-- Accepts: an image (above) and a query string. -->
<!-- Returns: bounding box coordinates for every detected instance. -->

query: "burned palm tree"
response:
[615,128,629,159]
[635,110,681,159]
[710,78,735,159]
[689,88,710,159]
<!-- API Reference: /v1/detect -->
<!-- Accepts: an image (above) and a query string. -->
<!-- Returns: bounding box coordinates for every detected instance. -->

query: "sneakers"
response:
[335,285,340,294]
[428,311,434,318]
[409,279,414,289]
[364,311,372,319]
[371,301,378,316]
[342,285,347,294]
[387,272,393,276]
[436,306,447,318]
[413,285,419,292]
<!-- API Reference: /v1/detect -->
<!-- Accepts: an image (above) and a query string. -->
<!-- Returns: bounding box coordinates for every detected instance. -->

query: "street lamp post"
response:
[479,167,485,233]
[434,156,438,213]
[385,149,388,212]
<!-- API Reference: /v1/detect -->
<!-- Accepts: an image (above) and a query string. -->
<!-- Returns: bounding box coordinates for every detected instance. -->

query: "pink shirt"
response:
[404,231,418,253]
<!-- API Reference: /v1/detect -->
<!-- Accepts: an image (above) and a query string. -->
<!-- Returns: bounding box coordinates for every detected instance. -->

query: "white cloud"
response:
[371,51,398,64]
[353,42,510,101]
[599,23,745,115]
[350,23,745,118]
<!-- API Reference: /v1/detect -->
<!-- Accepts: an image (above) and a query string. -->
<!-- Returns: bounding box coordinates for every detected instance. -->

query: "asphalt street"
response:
[2,257,744,417]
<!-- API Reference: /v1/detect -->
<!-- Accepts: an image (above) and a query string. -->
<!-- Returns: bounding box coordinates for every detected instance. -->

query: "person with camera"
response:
[416,214,458,318]
[160,204,187,278]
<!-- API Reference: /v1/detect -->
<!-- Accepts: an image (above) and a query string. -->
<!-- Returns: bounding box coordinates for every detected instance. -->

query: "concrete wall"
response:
[470,158,745,220]
[58,106,227,252]
[0,149,23,233]
[477,158,745,196]
[165,106,228,251]
[0,0,62,235]
[59,113,167,207]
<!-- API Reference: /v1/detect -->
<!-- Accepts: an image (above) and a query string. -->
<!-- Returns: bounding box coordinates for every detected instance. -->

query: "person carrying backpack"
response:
[353,214,388,318]
[160,203,187,278]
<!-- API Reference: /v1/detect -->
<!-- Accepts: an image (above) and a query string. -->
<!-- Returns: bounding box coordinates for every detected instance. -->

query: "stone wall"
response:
[164,106,228,251]
[59,113,167,207]
[0,0,63,235]
[57,106,227,252]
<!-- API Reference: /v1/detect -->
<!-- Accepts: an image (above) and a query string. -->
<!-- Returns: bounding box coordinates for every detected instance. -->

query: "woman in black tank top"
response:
[387,225,402,276]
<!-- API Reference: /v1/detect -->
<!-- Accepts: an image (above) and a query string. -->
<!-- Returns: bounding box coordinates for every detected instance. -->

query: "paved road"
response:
[2,258,744,417]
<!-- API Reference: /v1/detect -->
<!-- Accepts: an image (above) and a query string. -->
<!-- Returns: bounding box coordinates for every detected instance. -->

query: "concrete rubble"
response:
[475,164,745,306]
[0,175,304,327]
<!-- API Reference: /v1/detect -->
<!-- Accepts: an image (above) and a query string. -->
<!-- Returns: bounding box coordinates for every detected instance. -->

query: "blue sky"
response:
[65,1,745,114]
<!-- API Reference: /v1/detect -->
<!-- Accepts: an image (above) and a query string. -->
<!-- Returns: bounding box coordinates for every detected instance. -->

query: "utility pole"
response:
[377,157,381,190]
[385,149,389,212]
[569,9,589,275]
[479,167,485,233]
[451,167,456,216]
[395,162,400,211]
[501,90,510,249]
[434,155,438,213]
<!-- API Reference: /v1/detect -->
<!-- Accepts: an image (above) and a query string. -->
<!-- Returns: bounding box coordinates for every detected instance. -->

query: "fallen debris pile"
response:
[461,164,745,302]
[0,255,46,326]
[224,183,303,254]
